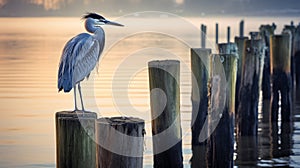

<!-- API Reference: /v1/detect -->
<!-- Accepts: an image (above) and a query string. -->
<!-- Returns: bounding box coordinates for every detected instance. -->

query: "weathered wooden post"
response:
[209,51,237,167]
[260,24,276,100]
[148,60,183,168]
[250,32,260,40]
[56,111,97,168]
[282,25,296,91]
[270,34,292,123]
[190,48,211,168]
[227,26,231,43]
[96,117,145,168]
[239,20,244,37]
[216,23,219,44]
[295,24,300,89]
[237,39,264,135]
[201,24,207,48]
[236,39,264,166]
[234,37,249,119]
[218,42,238,55]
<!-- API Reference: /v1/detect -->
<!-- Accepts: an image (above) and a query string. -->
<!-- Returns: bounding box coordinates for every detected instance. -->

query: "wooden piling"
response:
[237,39,264,136]
[96,117,145,168]
[148,60,183,168]
[56,111,97,168]
[190,48,211,168]
[216,23,219,44]
[295,24,300,89]
[239,20,244,37]
[218,42,238,56]
[282,25,296,91]
[270,34,292,123]
[234,37,249,120]
[209,53,237,168]
[235,39,263,166]
[249,32,260,40]
[201,24,207,48]
[227,26,231,43]
[259,24,276,100]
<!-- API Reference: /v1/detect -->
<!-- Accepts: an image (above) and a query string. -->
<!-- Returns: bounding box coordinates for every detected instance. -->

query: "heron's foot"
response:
[73,107,79,112]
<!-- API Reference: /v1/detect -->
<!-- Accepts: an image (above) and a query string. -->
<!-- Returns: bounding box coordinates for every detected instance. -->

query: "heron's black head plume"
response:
[82,12,105,20]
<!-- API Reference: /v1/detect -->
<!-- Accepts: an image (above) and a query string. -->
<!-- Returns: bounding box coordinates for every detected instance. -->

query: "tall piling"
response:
[96,117,145,168]
[148,60,183,168]
[234,37,249,120]
[227,26,231,43]
[282,25,296,91]
[208,52,237,168]
[259,24,276,100]
[56,111,97,168]
[270,34,292,123]
[295,24,300,89]
[237,39,264,136]
[190,48,211,168]
[236,39,264,165]
[216,23,219,44]
[201,24,207,48]
[239,20,244,37]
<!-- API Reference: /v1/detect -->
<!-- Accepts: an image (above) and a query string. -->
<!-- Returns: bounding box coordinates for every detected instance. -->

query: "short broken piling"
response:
[96,117,145,168]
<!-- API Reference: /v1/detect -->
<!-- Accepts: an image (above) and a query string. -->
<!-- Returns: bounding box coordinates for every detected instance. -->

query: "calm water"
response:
[0,15,300,167]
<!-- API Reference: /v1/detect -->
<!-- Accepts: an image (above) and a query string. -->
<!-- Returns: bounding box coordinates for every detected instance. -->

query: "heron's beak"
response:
[105,20,124,27]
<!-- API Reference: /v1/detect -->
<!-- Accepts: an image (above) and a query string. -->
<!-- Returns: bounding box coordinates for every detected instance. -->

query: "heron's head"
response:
[82,12,124,27]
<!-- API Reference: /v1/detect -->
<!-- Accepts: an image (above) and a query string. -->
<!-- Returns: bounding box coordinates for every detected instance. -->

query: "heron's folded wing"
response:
[57,33,95,92]
[72,35,100,85]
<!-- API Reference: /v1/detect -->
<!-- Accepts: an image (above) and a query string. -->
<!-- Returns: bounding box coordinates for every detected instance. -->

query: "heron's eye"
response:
[99,19,108,23]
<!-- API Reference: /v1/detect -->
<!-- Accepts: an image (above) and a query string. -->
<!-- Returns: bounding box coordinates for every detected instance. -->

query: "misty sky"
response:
[0,0,300,16]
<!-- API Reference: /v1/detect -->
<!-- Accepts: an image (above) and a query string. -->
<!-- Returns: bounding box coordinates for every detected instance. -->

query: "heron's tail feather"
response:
[57,68,73,93]
[62,72,73,92]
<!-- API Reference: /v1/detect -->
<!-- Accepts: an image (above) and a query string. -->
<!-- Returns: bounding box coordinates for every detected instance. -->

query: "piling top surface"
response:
[56,111,97,119]
[148,60,179,67]
[271,34,290,39]
[191,48,212,53]
[97,117,144,125]
[218,42,238,56]
[235,37,249,41]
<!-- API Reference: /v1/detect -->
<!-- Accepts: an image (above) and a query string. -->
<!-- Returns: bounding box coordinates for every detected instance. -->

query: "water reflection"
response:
[257,99,294,167]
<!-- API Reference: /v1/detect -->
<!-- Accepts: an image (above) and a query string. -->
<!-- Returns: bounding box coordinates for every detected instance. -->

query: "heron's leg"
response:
[78,82,85,111]
[74,85,78,112]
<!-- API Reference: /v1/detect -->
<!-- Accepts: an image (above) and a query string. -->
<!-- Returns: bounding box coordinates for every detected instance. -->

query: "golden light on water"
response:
[0,16,299,167]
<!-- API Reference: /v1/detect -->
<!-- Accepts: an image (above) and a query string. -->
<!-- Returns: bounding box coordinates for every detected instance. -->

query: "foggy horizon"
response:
[1,0,300,17]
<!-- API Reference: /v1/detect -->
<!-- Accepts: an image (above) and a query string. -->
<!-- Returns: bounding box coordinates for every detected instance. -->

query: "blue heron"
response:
[57,13,123,111]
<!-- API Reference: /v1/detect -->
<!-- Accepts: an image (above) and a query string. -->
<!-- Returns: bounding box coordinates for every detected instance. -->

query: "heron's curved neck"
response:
[94,28,105,41]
